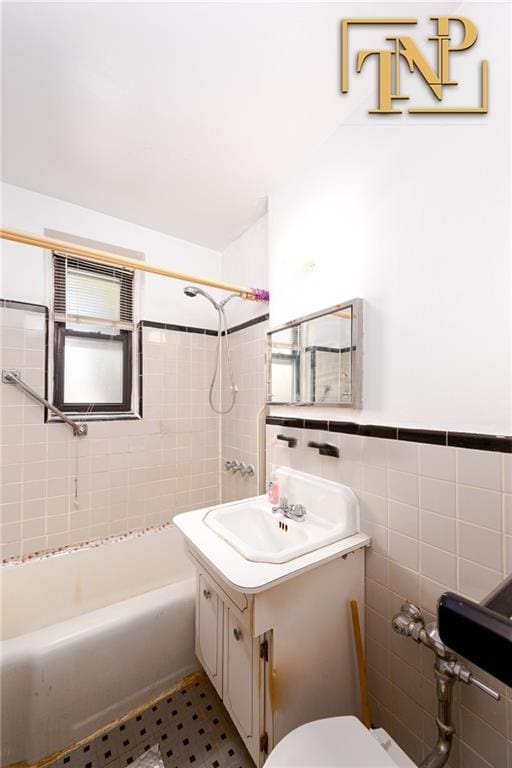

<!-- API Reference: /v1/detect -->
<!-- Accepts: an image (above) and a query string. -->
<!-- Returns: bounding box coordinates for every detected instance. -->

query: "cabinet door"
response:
[223,605,263,764]
[196,572,223,696]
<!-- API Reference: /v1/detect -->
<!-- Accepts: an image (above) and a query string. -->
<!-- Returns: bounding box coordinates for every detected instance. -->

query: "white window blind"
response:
[53,253,134,331]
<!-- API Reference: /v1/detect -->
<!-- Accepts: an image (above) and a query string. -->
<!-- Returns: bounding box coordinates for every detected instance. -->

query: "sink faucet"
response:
[272,496,307,522]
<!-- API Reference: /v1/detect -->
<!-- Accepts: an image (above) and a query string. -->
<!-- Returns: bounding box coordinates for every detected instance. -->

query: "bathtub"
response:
[0,526,198,767]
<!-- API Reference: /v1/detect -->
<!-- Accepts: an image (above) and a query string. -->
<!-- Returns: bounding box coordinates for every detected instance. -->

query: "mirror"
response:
[267,299,362,408]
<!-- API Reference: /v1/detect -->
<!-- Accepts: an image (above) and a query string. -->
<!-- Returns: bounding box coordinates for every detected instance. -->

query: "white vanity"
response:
[174,468,370,767]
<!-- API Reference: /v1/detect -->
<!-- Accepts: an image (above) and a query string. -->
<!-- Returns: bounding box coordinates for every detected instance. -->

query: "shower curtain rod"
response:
[0,227,269,302]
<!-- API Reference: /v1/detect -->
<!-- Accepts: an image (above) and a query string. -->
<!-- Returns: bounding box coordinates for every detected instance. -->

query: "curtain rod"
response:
[0,227,270,303]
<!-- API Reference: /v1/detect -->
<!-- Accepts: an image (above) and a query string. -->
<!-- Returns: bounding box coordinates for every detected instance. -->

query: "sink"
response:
[204,468,359,563]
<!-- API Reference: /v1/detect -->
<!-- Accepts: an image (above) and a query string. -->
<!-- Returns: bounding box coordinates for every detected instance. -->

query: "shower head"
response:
[183,285,219,308]
[183,285,240,414]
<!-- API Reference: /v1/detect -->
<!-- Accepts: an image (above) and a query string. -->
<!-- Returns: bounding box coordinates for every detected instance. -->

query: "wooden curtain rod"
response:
[0,227,270,302]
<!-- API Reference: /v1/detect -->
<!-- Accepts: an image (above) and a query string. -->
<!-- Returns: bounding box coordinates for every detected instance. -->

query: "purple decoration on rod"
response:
[252,288,270,302]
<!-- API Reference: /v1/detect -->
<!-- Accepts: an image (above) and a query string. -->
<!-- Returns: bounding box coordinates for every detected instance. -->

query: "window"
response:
[53,253,135,414]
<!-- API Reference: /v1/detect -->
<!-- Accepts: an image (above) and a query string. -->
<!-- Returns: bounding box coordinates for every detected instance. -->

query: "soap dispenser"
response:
[268,468,280,505]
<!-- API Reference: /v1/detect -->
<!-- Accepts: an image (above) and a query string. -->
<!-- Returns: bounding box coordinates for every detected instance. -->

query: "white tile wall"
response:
[266,423,512,767]
[220,319,268,503]
[0,306,220,559]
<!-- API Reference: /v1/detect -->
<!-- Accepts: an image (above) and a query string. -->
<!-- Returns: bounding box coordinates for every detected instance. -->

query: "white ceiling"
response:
[1,1,364,250]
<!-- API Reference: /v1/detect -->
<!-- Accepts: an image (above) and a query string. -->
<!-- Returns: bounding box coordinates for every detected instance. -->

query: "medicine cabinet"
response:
[266,299,362,408]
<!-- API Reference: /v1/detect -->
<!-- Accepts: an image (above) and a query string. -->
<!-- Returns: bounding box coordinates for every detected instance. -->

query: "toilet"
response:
[264,716,417,767]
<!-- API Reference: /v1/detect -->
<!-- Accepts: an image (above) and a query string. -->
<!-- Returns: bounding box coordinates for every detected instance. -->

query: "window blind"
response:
[53,253,134,331]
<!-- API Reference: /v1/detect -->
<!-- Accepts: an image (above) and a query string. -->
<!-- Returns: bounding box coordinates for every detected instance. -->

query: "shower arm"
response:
[2,369,88,437]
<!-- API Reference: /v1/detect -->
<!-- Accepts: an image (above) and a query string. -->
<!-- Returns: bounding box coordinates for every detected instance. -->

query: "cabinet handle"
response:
[203,589,211,600]
[233,627,242,641]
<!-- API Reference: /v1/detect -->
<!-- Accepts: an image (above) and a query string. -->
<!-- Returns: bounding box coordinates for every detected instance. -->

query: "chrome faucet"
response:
[272,496,307,522]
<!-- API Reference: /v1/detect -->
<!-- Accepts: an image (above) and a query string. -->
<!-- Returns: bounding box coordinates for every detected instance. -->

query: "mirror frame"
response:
[266,298,363,408]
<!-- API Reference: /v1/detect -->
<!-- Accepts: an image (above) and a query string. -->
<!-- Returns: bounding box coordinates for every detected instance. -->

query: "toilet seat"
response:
[264,716,416,767]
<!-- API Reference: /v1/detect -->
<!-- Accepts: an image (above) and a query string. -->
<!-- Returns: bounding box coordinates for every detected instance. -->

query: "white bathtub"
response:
[0,526,198,767]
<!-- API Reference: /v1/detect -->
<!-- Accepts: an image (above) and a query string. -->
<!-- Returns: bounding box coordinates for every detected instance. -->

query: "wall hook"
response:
[307,441,339,458]
[277,434,297,448]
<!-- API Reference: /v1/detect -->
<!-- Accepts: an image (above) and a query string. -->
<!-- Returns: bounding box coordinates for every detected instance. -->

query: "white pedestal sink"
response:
[204,467,359,563]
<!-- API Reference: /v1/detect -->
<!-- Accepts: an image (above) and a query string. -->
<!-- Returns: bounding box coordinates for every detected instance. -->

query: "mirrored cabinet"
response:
[266,299,362,408]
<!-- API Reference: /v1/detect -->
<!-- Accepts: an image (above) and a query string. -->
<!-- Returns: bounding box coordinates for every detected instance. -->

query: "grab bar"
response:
[2,369,87,436]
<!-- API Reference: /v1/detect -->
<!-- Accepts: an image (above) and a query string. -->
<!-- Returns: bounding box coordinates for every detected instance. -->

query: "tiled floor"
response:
[48,676,254,768]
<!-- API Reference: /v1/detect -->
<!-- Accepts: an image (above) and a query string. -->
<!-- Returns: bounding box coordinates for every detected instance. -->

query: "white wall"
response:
[0,184,223,329]
[221,214,269,327]
[268,4,511,435]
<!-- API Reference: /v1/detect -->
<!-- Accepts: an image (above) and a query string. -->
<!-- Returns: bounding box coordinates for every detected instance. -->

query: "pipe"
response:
[0,227,269,302]
[392,603,500,768]
[420,657,455,768]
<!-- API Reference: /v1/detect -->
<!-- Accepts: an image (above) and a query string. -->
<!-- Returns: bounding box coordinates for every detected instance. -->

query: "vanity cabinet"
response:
[189,545,366,767]
[223,605,262,747]
[195,561,264,763]
[196,572,223,696]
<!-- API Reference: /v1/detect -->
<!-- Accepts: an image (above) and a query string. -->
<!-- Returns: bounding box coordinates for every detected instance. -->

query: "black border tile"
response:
[0,299,47,314]
[304,419,328,431]
[266,417,511,453]
[1,302,266,337]
[226,314,269,335]
[447,432,512,453]
[328,421,360,435]
[141,320,217,336]
[397,428,447,445]
[359,424,398,439]
[4,300,510,454]
[266,416,305,428]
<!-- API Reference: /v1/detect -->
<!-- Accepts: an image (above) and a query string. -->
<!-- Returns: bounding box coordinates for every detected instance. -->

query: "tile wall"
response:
[0,305,219,560]
[266,422,512,768]
[220,319,268,503]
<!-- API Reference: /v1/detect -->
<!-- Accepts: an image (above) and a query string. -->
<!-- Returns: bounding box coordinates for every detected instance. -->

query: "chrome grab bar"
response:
[2,369,88,437]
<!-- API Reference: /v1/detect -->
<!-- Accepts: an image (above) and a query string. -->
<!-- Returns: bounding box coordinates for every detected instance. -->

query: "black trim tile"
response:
[140,320,169,331]
[265,416,512,453]
[304,419,329,431]
[328,421,360,435]
[447,431,512,453]
[141,320,217,336]
[0,298,47,314]
[359,424,398,439]
[2,301,265,337]
[266,416,305,428]
[397,428,447,446]
[226,314,269,335]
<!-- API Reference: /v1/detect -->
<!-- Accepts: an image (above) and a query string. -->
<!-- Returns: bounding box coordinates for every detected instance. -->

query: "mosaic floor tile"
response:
[48,676,253,768]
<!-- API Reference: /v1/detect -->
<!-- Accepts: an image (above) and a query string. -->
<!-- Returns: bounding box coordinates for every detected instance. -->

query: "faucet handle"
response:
[449,661,501,700]
[468,675,501,700]
[272,496,288,514]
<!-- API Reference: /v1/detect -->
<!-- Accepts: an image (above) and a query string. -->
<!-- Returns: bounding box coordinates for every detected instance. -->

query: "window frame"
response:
[53,323,133,414]
[51,252,137,417]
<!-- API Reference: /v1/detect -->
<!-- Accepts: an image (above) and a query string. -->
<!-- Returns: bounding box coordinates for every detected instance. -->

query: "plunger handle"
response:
[350,599,372,729]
